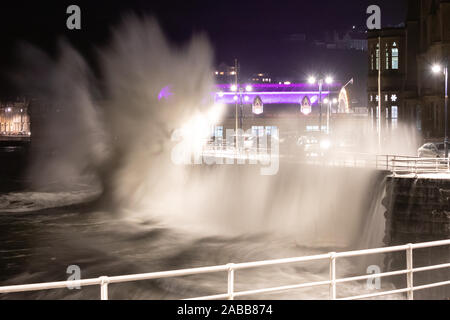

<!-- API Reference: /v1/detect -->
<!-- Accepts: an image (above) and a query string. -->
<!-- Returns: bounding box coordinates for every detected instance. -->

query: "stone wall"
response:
[383,175,450,299]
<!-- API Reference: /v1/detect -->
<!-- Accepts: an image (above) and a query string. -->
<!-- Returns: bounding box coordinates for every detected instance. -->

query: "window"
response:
[214,126,223,138]
[392,106,398,129]
[265,126,278,136]
[252,126,265,137]
[391,43,399,70]
[391,106,398,119]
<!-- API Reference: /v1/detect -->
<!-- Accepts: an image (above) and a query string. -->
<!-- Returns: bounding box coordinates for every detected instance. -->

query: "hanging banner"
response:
[301,96,312,115]
[252,96,264,115]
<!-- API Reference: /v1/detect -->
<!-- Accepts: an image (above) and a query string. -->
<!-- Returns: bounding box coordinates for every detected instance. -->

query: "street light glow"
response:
[308,76,316,84]
[325,76,333,84]
[323,98,329,104]
[332,98,338,104]
[432,64,442,74]
[230,84,237,92]
[245,85,253,92]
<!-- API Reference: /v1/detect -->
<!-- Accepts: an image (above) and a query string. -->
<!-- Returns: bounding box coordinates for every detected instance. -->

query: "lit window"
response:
[391,106,398,129]
[252,126,265,137]
[370,95,373,102]
[215,126,223,138]
[391,106,398,119]
[391,94,397,102]
[392,43,399,70]
[265,126,278,136]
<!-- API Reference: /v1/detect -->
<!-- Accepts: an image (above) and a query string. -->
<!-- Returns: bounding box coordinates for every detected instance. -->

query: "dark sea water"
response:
[0,145,399,300]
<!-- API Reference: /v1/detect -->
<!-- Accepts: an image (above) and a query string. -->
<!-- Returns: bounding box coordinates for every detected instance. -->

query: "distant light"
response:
[432,64,442,74]
[230,84,238,92]
[230,71,236,75]
[284,81,291,85]
[215,71,219,75]
[308,76,316,84]
[320,140,331,150]
[325,76,333,84]
[310,96,318,103]
[245,85,253,92]
[332,98,338,104]
[218,91,224,97]
[323,98,329,104]
[233,95,238,101]
[244,96,250,102]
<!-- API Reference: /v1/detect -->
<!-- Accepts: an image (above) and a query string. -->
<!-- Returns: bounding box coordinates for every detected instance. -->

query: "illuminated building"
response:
[367,0,450,138]
[0,100,31,136]
[212,82,361,140]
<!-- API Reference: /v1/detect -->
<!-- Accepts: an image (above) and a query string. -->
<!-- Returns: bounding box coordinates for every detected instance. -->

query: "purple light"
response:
[215,92,330,105]
[158,85,173,101]
[215,82,342,90]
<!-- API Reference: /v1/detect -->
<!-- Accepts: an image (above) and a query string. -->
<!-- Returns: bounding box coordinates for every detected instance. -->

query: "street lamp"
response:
[432,61,449,158]
[308,75,333,132]
[323,97,338,134]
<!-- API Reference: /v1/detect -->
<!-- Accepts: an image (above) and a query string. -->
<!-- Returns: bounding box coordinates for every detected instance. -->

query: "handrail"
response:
[0,239,449,300]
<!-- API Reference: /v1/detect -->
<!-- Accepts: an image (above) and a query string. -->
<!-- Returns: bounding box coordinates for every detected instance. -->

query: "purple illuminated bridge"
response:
[213,83,339,105]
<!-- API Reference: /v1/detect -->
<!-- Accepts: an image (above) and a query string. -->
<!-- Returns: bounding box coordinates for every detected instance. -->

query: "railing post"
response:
[329,252,337,300]
[406,244,414,300]
[100,276,109,300]
[227,263,235,300]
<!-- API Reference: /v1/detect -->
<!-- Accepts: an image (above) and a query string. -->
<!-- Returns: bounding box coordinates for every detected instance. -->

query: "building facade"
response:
[211,83,367,144]
[367,0,450,139]
[0,100,31,136]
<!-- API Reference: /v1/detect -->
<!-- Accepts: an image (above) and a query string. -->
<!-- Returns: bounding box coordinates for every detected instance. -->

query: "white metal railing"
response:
[389,156,450,175]
[0,239,449,300]
[201,142,450,175]
[288,153,450,175]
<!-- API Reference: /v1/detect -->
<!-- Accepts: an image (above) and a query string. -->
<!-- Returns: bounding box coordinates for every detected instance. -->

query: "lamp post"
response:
[231,60,252,152]
[432,60,448,158]
[323,98,338,134]
[308,75,333,132]
[376,36,382,152]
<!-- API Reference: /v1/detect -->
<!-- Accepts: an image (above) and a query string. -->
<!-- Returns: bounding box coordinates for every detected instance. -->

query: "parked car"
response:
[417,142,446,158]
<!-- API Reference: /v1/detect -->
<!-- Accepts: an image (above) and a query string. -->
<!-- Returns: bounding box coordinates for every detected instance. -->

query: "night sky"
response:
[0,0,407,97]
